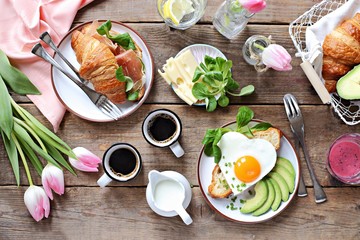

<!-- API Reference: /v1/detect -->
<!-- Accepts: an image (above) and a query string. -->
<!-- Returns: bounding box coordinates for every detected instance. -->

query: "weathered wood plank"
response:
[1,104,358,187]
[0,187,359,239]
[19,24,322,104]
[75,0,321,24]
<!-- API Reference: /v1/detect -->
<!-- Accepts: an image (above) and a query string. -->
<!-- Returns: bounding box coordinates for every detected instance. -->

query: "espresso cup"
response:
[97,143,142,188]
[142,109,184,158]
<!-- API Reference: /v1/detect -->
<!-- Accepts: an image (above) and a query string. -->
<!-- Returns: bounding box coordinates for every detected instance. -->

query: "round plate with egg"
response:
[160,44,226,106]
[197,121,300,223]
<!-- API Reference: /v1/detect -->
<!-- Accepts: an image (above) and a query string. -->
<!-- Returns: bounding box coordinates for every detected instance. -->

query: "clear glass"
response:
[157,0,207,30]
[242,35,271,65]
[327,133,360,185]
[213,0,254,39]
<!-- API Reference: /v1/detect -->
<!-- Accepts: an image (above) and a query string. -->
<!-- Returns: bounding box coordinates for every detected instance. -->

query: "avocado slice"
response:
[273,165,295,193]
[252,179,275,216]
[269,178,282,211]
[276,157,295,176]
[240,180,268,214]
[336,64,360,100]
[268,172,289,202]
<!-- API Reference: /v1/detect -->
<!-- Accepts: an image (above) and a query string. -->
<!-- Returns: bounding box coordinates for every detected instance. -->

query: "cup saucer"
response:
[146,171,192,217]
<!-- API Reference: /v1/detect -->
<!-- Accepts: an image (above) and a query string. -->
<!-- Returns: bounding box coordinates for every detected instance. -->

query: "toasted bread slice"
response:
[252,127,282,150]
[208,165,232,198]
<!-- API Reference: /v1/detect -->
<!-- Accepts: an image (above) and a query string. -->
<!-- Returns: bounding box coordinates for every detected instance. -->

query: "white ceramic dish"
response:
[173,44,226,106]
[51,20,154,122]
[197,121,300,223]
[146,171,192,217]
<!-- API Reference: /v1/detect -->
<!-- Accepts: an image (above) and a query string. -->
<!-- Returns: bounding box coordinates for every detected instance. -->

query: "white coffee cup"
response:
[97,143,142,188]
[142,109,184,158]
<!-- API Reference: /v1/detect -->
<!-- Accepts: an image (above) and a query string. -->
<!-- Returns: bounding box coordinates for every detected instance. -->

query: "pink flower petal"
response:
[69,157,99,172]
[262,44,292,71]
[24,186,51,222]
[239,0,266,13]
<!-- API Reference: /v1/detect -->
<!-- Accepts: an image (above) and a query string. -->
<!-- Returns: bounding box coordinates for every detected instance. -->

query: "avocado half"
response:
[336,64,360,100]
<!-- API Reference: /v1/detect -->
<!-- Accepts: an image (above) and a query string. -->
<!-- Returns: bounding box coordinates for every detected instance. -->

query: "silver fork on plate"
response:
[39,32,86,84]
[283,94,327,203]
[31,43,122,120]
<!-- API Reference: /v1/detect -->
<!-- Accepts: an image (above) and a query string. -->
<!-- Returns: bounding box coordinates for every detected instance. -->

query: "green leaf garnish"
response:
[191,55,254,112]
[201,106,271,163]
[0,75,13,138]
[127,91,139,101]
[116,67,134,92]
[96,20,136,50]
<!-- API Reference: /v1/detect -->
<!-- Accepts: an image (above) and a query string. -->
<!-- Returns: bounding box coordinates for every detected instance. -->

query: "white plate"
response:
[51,20,154,122]
[146,171,192,217]
[197,121,300,223]
[173,44,226,106]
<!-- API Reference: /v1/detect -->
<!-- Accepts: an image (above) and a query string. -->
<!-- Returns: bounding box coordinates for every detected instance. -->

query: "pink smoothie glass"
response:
[327,133,360,184]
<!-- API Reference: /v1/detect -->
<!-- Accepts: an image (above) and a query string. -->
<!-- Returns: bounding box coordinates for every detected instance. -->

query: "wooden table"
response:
[1,0,360,239]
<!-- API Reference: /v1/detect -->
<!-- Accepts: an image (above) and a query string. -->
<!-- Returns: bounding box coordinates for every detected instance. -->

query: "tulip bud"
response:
[262,44,292,71]
[42,164,65,200]
[239,0,267,14]
[69,147,101,172]
[24,185,50,222]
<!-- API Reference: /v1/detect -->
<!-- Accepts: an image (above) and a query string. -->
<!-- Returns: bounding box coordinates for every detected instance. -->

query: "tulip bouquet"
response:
[0,50,101,221]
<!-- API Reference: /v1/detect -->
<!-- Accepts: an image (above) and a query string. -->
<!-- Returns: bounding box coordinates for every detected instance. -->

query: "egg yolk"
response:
[234,156,261,183]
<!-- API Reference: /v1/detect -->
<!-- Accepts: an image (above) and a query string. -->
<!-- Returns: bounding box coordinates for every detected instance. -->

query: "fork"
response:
[39,32,87,84]
[31,43,122,120]
[283,94,327,203]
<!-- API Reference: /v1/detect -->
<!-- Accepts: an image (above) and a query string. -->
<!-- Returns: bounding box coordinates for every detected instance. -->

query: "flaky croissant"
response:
[322,13,360,92]
[71,30,126,104]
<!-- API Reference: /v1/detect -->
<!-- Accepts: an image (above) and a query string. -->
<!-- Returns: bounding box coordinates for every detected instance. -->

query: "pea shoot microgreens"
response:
[192,55,254,112]
[202,106,272,163]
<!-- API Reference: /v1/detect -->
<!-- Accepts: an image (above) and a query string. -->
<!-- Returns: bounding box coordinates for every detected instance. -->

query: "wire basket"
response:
[289,0,360,126]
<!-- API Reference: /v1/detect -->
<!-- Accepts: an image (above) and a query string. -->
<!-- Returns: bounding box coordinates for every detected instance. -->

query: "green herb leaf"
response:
[96,20,112,35]
[1,130,19,185]
[192,82,210,100]
[236,106,254,129]
[204,71,223,82]
[0,76,13,138]
[251,122,272,131]
[206,96,217,112]
[204,55,216,66]
[96,20,135,50]
[116,67,134,92]
[225,77,239,91]
[238,85,255,96]
[192,67,204,82]
[215,57,226,71]
[0,50,40,95]
[213,145,222,164]
[127,91,139,101]
[202,129,217,145]
[204,143,213,156]
[237,125,254,138]
[218,95,229,107]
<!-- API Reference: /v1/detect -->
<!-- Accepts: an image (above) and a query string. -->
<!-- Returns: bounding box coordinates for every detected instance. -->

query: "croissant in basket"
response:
[71,21,145,104]
[322,13,360,92]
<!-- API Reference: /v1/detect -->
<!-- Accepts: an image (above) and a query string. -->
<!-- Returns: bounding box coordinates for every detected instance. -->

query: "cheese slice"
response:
[158,50,200,105]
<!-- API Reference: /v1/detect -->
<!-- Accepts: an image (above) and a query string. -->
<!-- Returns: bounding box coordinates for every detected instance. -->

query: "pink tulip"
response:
[262,44,292,71]
[41,164,65,200]
[239,0,266,13]
[69,147,101,172]
[24,185,50,222]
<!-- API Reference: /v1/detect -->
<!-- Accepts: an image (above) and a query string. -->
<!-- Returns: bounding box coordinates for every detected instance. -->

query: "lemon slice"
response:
[163,0,195,25]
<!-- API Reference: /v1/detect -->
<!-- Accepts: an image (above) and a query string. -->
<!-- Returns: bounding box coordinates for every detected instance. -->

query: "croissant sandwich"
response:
[71,20,145,104]
[322,13,360,92]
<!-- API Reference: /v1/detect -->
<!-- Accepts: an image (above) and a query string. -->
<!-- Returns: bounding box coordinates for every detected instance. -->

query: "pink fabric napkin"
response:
[0,0,94,132]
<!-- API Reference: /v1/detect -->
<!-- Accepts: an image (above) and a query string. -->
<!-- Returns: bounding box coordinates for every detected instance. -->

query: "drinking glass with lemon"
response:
[157,0,207,30]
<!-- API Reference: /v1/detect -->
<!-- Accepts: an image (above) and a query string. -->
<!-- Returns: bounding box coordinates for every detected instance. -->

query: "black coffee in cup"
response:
[148,114,177,142]
[109,148,138,177]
